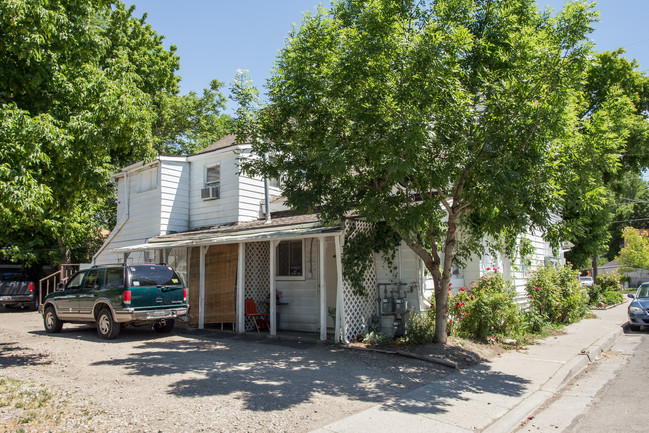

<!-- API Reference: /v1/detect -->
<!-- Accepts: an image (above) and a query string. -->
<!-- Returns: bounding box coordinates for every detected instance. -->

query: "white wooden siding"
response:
[160,161,189,234]
[188,151,242,229]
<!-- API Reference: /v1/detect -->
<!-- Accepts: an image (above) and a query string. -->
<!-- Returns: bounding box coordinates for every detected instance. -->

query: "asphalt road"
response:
[571,328,649,433]
[516,327,648,433]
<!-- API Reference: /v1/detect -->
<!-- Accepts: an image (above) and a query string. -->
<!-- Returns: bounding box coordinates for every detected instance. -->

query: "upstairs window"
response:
[201,164,220,200]
[137,167,158,193]
[276,240,303,277]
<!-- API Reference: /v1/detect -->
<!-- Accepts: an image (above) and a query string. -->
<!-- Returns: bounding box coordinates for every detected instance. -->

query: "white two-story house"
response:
[93,135,562,342]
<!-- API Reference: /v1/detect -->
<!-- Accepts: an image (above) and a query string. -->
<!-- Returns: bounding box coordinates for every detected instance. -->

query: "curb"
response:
[482,325,624,433]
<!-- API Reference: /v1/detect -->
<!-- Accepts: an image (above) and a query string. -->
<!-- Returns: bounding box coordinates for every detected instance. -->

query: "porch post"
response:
[269,240,277,336]
[319,236,327,341]
[122,252,129,264]
[236,242,245,333]
[334,234,348,343]
[199,245,208,329]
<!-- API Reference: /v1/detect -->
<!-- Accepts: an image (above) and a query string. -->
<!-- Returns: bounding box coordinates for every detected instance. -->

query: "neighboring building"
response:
[599,260,647,288]
[94,135,562,342]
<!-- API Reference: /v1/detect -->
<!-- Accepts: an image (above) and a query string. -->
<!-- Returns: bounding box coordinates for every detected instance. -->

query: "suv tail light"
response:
[123,290,132,305]
[183,288,187,303]
[29,282,34,292]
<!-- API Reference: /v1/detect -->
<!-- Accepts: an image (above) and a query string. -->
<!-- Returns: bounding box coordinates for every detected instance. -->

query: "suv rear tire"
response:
[44,306,63,333]
[97,308,120,340]
[153,319,175,333]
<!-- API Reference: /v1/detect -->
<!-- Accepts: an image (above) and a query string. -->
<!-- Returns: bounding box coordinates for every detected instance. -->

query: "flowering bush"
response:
[526,265,588,324]
[588,272,624,306]
[449,273,522,339]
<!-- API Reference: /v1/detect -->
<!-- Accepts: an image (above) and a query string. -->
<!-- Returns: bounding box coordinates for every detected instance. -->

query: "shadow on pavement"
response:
[0,341,52,367]
[89,332,530,414]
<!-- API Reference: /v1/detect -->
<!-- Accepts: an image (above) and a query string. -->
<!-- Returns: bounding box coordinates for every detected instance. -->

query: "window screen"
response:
[277,240,303,276]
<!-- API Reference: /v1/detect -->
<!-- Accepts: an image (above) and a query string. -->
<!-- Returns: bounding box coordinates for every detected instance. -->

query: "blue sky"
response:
[124,0,649,112]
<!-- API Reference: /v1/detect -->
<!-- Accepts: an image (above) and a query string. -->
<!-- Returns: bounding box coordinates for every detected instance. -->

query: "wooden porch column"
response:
[198,245,208,329]
[236,243,245,333]
[334,235,347,343]
[319,236,327,341]
[269,240,277,336]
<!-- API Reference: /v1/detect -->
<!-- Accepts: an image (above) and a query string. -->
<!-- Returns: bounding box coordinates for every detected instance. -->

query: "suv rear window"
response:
[127,266,182,287]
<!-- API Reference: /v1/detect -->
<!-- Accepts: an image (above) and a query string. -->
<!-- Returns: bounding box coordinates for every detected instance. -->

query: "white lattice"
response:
[244,242,270,331]
[341,220,378,342]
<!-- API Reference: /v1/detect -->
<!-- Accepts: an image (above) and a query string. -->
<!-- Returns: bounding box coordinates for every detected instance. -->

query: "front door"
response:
[78,268,105,318]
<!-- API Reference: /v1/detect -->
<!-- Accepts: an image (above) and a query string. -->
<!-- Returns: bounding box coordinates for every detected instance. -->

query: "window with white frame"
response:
[276,240,303,277]
[137,167,158,193]
[201,164,220,200]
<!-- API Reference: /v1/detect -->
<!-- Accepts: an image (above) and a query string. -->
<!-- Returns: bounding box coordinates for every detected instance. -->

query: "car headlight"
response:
[629,306,645,314]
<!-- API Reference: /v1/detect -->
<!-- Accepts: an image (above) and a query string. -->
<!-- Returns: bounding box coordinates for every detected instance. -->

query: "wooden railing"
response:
[39,264,79,304]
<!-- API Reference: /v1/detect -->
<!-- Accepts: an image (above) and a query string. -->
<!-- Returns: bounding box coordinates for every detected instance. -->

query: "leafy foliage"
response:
[616,227,649,272]
[526,265,588,324]
[0,0,230,267]
[238,0,617,343]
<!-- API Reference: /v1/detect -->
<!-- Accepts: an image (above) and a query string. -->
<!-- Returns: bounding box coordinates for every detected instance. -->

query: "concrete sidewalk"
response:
[311,301,629,433]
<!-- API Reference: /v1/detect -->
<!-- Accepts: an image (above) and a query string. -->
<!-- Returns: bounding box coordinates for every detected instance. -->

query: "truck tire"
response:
[97,308,120,340]
[153,319,175,333]
[44,306,63,333]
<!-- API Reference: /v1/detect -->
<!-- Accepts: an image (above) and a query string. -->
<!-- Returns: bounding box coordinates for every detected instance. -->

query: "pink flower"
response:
[486,267,491,271]
[448,282,453,286]
[470,295,475,300]
[465,313,469,318]
[460,287,465,291]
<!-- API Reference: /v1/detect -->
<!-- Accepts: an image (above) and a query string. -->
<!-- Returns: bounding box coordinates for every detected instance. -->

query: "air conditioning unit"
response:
[200,186,220,200]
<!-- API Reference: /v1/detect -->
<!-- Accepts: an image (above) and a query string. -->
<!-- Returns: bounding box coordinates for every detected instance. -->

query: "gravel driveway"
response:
[0,309,454,433]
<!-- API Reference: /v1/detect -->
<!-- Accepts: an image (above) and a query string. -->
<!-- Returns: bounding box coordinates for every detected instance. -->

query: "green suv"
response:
[40,264,188,339]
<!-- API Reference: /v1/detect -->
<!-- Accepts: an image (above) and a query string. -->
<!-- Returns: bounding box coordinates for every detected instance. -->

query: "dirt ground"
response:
[0,308,498,433]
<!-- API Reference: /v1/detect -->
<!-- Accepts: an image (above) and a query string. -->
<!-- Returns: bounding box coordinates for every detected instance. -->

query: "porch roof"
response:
[111,215,343,253]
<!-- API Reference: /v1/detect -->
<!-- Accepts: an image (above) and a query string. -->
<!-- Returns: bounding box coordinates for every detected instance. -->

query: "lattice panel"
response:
[244,241,270,331]
[341,220,378,342]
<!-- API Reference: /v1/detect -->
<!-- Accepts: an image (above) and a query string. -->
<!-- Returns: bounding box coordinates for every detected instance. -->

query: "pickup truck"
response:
[0,271,39,309]
[40,264,188,339]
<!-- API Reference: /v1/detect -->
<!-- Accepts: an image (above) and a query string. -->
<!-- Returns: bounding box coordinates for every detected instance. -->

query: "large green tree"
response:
[563,50,649,271]
[239,0,627,343]
[0,0,230,267]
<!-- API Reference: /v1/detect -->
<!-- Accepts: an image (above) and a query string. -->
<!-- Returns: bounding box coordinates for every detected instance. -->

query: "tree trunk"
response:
[592,256,598,280]
[58,237,71,265]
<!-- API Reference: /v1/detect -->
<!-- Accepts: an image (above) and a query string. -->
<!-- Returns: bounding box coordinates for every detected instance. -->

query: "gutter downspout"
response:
[264,153,271,223]
[93,170,130,265]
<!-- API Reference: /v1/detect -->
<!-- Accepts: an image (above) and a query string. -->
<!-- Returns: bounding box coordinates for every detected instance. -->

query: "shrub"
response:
[526,265,588,324]
[603,290,624,305]
[405,310,436,344]
[588,273,624,306]
[362,330,392,345]
[449,273,522,339]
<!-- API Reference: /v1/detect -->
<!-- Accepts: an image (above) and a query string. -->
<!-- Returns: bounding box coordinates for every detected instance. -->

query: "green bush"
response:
[449,273,522,339]
[405,310,436,344]
[362,330,392,345]
[588,273,624,306]
[603,290,624,305]
[526,265,588,324]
